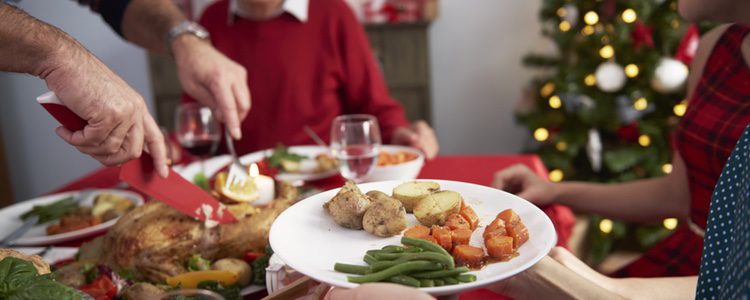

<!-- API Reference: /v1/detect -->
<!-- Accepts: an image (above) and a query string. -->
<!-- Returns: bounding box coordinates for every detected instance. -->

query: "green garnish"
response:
[186,254,211,272]
[20,196,77,224]
[267,145,306,170]
[192,172,210,192]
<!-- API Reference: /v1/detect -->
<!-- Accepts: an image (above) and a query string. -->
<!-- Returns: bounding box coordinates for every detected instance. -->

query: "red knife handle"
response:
[37,91,87,132]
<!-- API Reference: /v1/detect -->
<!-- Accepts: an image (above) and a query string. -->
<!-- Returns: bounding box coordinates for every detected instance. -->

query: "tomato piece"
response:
[244,252,264,263]
[79,275,117,300]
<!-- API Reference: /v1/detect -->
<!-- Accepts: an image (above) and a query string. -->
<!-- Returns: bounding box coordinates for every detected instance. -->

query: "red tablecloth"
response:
[48,154,575,300]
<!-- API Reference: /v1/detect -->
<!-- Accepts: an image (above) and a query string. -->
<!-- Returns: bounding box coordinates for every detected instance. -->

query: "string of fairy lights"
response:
[532,2,691,233]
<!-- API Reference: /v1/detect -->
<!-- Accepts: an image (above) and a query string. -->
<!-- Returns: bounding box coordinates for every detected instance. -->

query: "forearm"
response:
[0,4,82,77]
[611,276,697,300]
[120,0,186,53]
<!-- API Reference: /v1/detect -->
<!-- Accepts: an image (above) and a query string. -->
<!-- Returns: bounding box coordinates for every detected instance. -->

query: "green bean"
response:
[433,279,445,286]
[456,274,477,283]
[347,261,442,284]
[363,254,379,265]
[401,236,451,257]
[382,245,406,253]
[405,246,424,253]
[391,252,455,268]
[419,279,434,287]
[369,261,398,273]
[387,275,421,287]
[411,266,470,279]
[334,263,369,275]
[443,277,459,285]
[371,252,405,260]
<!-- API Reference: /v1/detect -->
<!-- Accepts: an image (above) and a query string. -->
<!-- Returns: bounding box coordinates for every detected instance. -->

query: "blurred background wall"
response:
[0,1,153,201]
[0,0,546,201]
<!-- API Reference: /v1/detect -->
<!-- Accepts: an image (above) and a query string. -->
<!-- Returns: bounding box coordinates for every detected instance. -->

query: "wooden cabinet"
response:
[149,23,433,130]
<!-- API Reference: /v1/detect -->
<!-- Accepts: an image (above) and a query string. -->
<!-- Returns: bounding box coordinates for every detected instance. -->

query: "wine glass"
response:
[175,103,220,174]
[330,114,382,183]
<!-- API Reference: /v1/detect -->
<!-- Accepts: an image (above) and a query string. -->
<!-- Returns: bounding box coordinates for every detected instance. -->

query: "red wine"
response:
[182,139,219,157]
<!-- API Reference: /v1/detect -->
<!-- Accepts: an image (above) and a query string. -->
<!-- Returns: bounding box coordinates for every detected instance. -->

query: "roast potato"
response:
[362,193,408,237]
[212,258,252,286]
[323,181,371,229]
[413,190,462,226]
[121,283,165,300]
[392,181,440,212]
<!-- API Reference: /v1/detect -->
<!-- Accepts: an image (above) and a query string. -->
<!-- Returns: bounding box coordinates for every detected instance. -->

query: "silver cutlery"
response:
[224,130,249,190]
[0,215,38,247]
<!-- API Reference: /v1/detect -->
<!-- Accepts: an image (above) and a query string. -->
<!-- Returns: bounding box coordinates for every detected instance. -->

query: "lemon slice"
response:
[214,171,259,203]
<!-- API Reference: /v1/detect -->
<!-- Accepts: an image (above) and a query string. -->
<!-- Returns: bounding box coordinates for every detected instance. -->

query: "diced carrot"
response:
[451,228,472,247]
[460,206,480,230]
[404,225,431,240]
[483,218,507,240]
[486,235,514,259]
[507,222,529,249]
[445,213,471,231]
[431,226,453,251]
[497,209,521,227]
[423,235,438,245]
[460,199,465,211]
[452,245,485,269]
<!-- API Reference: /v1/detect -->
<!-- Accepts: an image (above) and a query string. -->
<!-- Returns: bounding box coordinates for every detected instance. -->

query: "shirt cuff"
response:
[99,0,131,36]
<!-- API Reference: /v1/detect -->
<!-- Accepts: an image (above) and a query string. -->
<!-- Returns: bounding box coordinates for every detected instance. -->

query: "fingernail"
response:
[231,128,242,140]
[160,164,170,178]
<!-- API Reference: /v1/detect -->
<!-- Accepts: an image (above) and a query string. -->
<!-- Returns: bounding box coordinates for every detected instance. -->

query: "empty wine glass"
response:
[175,103,220,174]
[330,114,381,183]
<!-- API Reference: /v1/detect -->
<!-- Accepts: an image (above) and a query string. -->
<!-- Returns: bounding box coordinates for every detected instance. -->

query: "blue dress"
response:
[696,124,750,299]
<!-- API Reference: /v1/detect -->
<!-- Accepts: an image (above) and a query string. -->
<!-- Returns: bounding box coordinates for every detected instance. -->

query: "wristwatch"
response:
[166,20,210,53]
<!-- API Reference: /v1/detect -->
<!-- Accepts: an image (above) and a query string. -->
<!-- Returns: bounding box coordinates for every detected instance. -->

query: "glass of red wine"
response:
[175,103,220,174]
[330,114,381,183]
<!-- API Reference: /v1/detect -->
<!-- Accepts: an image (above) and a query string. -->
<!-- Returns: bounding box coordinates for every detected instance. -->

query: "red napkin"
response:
[37,91,235,224]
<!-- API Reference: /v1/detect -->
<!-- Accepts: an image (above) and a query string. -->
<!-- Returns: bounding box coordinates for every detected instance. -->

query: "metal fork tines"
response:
[224,130,249,190]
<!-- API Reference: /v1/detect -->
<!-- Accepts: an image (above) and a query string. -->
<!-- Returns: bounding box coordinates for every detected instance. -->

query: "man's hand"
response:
[492,164,557,206]
[172,35,250,140]
[392,120,439,159]
[43,48,169,177]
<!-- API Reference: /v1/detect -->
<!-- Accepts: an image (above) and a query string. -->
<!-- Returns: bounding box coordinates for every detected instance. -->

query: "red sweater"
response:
[185,0,410,155]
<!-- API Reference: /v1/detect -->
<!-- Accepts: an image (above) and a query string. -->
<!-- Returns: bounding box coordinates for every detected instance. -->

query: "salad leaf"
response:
[196,281,241,300]
[251,245,274,286]
[267,145,307,169]
[0,257,81,300]
[186,254,211,272]
[20,196,78,224]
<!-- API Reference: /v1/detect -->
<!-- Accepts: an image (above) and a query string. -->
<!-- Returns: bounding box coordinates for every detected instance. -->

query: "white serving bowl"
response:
[362,145,424,182]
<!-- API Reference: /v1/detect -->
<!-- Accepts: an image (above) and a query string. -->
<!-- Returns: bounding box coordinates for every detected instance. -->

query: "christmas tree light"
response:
[599,219,613,234]
[534,128,550,141]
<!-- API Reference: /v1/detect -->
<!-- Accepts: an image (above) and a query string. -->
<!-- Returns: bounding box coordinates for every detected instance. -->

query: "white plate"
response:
[269,180,556,296]
[177,146,338,183]
[0,190,144,246]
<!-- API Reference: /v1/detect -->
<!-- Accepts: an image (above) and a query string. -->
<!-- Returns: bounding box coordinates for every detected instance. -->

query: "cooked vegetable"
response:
[401,236,451,257]
[121,282,165,300]
[382,245,406,253]
[486,236,514,259]
[78,275,117,300]
[212,258,252,286]
[197,281,242,300]
[431,226,453,251]
[497,209,521,227]
[444,214,471,231]
[434,278,445,286]
[443,277,459,285]
[450,228,473,247]
[268,145,307,171]
[192,172,210,191]
[409,266,470,279]
[390,252,455,269]
[456,274,477,283]
[334,263,369,275]
[507,222,530,249]
[20,196,77,224]
[403,225,431,240]
[362,196,408,237]
[483,219,507,240]
[251,246,273,285]
[53,264,87,288]
[387,274,421,287]
[413,190,462,227]
[47,208,102,235]
[165,270,238,289]
[363,254,379,265]
[323,181,371,230]
[347,261,442,283]
[187,254,211,272]
[419,279,435,287]
[452,245,485,269]
[392,181,440,212]
[0,257,82,300]
[92,193,135,219]
[459,206,480,230]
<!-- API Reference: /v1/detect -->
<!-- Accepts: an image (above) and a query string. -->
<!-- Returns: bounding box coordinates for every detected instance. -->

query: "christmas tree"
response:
[519,0,705,263]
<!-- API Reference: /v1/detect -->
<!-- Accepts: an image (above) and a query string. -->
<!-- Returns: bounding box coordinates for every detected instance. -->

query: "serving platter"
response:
[269,180,556,296]
[0,189,143,246]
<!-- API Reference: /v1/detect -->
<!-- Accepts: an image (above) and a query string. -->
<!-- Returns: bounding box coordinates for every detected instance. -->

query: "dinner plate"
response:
[0,189,144,246]
[269,180,556,296]
[177,146,339,183]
